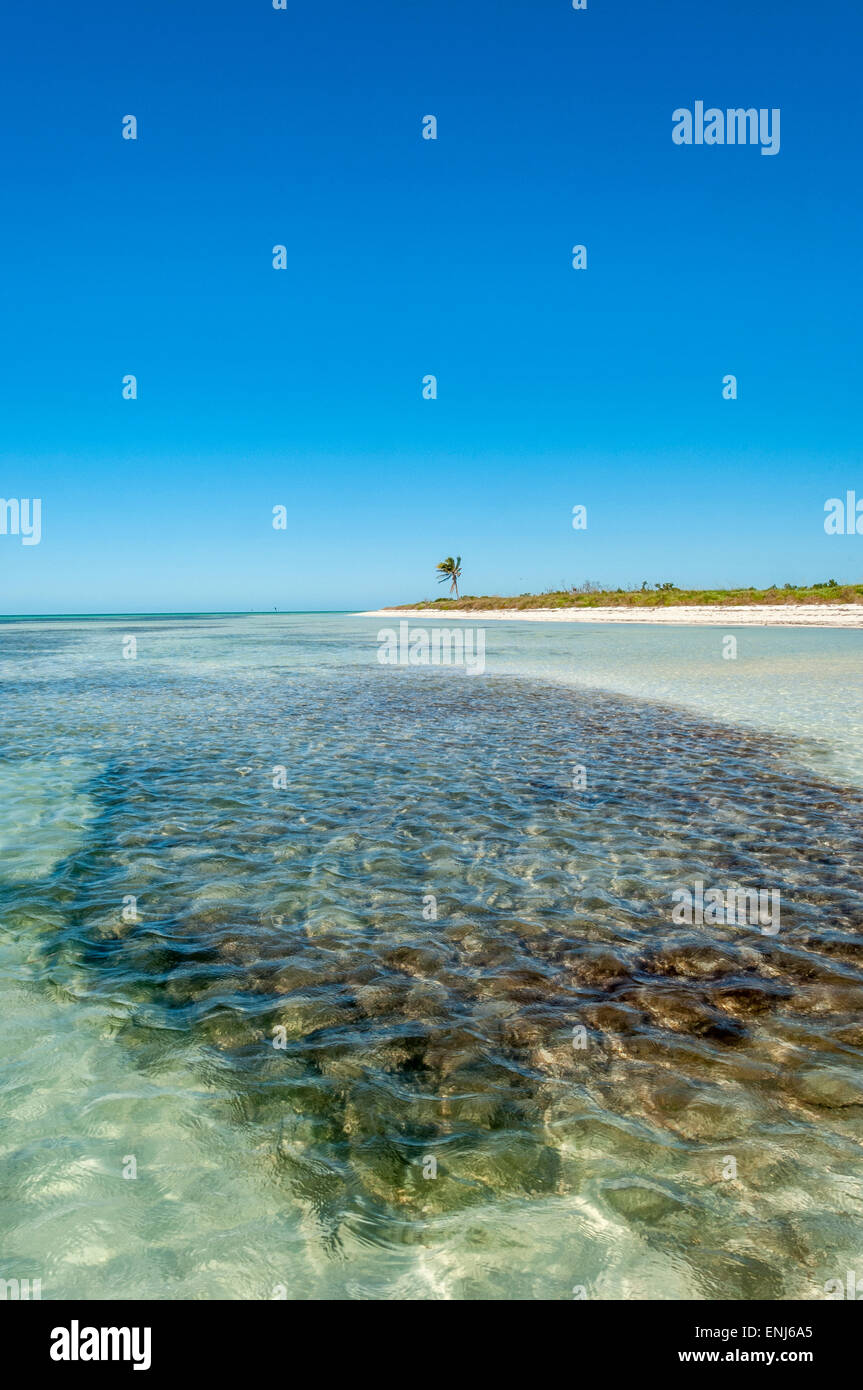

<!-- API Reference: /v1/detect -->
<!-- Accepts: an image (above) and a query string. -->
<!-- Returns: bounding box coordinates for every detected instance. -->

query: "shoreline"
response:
[358,605,863,628]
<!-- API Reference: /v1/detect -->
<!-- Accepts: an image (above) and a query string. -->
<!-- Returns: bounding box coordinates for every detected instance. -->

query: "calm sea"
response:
[1,613,861,1299]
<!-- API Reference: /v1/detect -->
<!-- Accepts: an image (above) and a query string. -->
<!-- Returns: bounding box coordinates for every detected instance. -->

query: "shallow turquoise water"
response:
[1,614,862,1299]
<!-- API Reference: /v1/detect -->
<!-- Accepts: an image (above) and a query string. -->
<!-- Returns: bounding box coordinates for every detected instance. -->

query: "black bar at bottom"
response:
[6,1298,856,1375]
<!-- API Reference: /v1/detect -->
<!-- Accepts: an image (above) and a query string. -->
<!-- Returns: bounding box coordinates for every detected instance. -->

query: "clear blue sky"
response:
[1,0,860,613]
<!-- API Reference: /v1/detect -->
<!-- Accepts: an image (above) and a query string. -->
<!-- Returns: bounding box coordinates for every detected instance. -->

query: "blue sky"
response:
[0,0,860,612]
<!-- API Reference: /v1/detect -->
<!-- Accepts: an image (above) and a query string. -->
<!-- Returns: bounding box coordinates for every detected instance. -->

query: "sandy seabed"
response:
[360,605,863,628]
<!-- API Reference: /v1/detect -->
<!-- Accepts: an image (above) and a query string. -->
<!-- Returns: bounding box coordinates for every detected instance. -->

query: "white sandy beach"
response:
[360,605,863,628]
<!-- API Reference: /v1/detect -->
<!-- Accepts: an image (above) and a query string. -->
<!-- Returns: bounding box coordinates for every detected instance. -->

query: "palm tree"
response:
[436,555,462,599]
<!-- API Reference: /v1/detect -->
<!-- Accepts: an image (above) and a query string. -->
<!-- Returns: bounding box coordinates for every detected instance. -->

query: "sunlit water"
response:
[1,613,862,1300]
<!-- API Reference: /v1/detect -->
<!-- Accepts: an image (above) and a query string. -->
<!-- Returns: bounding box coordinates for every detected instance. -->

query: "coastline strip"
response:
[357,605,863,628]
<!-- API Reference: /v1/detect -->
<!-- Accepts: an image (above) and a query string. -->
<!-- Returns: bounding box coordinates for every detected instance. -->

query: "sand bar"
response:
[359,605,863,628]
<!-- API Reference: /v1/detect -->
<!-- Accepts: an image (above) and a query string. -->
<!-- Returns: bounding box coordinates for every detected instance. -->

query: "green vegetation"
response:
[399,579,863,612]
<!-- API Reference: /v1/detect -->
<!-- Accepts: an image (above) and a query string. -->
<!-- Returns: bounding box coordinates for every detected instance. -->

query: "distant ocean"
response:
[1,614,861,1299]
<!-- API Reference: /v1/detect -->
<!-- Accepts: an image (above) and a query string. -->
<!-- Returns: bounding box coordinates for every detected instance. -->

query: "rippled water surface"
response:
[1,614,862,1299]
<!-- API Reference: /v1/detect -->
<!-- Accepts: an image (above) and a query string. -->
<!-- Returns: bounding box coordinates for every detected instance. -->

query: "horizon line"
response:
[0,609,358,620]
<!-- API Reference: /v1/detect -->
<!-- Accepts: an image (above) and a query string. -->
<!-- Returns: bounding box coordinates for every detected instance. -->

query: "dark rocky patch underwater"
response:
[3,663,863,1298]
